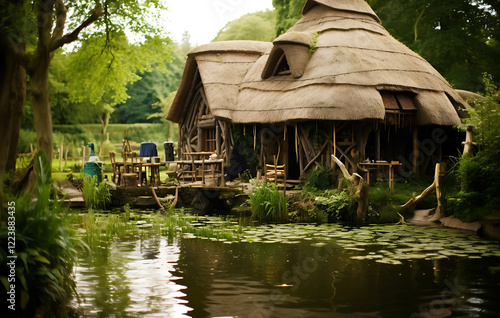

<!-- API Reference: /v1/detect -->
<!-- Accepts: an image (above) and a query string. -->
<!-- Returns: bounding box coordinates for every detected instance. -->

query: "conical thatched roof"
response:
[168,0,468,126]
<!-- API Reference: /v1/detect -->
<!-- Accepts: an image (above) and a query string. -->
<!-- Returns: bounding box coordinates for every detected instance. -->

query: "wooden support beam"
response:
[303,139,329,172]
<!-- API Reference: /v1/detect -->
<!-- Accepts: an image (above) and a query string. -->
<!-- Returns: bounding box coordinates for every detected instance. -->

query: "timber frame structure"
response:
[168,0,471,181]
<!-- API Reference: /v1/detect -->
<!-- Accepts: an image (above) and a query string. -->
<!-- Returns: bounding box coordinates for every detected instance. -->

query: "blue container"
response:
[84,162,102,183]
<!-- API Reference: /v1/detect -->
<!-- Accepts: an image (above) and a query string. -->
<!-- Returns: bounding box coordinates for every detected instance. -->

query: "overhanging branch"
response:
[51,0,67,44]
[50,2,104,51]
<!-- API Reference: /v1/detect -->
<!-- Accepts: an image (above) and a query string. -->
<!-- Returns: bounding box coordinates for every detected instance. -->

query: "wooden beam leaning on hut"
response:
[331,155,369,222]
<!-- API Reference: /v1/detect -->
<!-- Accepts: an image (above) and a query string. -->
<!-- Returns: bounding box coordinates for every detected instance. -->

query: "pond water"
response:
[74,222,500,318]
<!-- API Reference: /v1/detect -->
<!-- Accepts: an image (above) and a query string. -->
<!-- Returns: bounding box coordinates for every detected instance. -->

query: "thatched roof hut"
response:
[168,0,470,181]
[169,0,468,126]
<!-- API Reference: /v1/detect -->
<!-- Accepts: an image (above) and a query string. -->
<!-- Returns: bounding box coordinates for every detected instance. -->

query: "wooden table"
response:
[358,161,402,191]
[142,162,163,186]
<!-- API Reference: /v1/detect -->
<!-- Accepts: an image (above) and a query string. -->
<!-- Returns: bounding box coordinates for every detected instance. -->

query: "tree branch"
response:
[50,2,104,51]
[51,0,67,44]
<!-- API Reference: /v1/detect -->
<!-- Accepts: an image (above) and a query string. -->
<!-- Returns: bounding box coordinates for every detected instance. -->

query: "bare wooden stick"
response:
[401,163,441,211]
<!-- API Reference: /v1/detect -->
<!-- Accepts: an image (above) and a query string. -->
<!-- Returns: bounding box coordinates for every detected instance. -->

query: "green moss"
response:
[309,32,320,56]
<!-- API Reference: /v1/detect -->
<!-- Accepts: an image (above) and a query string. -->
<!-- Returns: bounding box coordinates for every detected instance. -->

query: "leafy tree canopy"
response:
[213,10,276,42]
[367,0,500,91]
[273,0,305,36]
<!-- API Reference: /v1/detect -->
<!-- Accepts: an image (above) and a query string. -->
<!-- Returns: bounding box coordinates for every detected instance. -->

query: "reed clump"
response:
[249,180,288,223]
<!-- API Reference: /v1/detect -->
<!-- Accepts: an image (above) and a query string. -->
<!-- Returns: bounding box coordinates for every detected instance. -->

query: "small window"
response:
[273,53,291,76]
[380,91,416,111]
[202,127,217,152]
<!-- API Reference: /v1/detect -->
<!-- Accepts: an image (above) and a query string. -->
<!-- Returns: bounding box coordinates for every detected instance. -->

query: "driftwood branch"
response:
[151,187,165,213]
[401,163,441,212]
[332,155,368,222]
[332,154,352,180]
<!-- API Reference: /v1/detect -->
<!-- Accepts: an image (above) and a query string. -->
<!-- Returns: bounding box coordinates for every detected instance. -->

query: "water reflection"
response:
[174,238,500,318]
[75,237,191,317]
[74,225,500,317]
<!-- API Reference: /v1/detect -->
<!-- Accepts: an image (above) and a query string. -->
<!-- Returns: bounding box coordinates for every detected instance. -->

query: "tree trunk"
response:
[0,48,26,215]
[30,57,53,162]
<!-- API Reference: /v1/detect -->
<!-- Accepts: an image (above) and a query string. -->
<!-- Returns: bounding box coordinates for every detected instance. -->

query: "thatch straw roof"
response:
[168,0,468,126]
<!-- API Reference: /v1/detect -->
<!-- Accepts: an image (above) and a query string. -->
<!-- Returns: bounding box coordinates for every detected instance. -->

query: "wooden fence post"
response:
[59,142,63,172]
[82,143,86,167]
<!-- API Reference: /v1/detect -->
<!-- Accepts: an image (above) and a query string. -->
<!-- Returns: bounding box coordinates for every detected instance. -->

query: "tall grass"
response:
[1,151,81,316]
[249,180,288,223]
[82,175,111,210]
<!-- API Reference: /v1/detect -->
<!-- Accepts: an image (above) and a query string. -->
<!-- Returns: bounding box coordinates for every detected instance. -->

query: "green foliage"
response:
[273,0,307,35]
[448,75,500,221]
[465,74,500,150]
[314,189,351,221]
[213,10,276,42]
[68,32,172,106]
[113,41,187,124]
[249,180,288,223]
[0,151,80,316]
[304,166,333,191]
[367,0,500,91]
[82,176,111,210]
[309,32,320,56]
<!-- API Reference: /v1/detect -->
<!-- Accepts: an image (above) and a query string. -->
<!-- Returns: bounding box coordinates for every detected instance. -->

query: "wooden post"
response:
[65,148,69,168]
[435,163,443,217]
[30,143,34,154]
[82,144,86,167]
[59,142,63,172]
[201,157,205,185]
[216,123,221,156]
[220,158,225,187]
[375,128,380,161]
[462,125,476,156]
[413,128,419,178]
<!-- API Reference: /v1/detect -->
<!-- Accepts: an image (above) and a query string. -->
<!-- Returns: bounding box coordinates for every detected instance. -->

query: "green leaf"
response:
[33,255,51,265]
[33,151,52,188]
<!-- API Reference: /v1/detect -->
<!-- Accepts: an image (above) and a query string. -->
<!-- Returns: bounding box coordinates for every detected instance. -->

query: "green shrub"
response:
[249,180,288,223]
[304,166,333,191]
[448,74,500,221]
[314,189,352,221]
[1,151,80,316]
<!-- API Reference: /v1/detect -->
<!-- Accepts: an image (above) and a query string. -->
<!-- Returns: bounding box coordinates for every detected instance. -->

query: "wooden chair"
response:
[109,151,122,185]
[265,155,286,195]
[123,151,145,185]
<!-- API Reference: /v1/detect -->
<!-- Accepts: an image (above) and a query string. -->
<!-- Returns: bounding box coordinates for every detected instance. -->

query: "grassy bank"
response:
[18,123,178,156]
